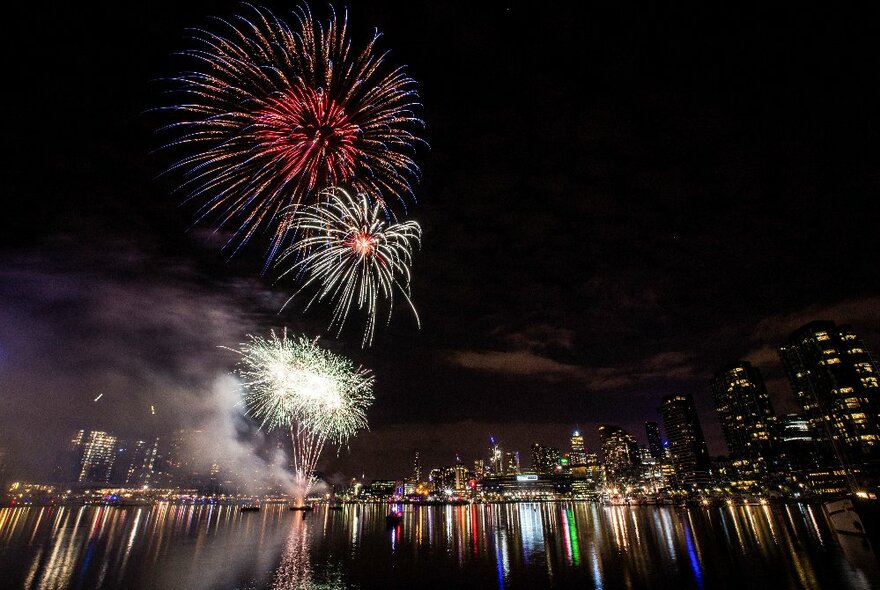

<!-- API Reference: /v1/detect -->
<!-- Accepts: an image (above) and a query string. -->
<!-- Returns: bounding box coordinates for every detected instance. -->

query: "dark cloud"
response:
[448,346,698,393]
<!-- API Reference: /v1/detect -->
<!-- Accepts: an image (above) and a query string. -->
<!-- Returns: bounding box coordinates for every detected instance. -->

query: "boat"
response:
[824,498,866,535]
[289,504,314,511]
[386,509,403,526]
[240,504,261,512]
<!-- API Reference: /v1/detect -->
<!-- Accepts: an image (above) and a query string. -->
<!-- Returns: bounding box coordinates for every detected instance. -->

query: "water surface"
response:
[1,502,877,589]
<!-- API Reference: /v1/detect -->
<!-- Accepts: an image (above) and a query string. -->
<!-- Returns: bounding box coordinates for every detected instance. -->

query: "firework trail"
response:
[278,187,421,347]
[236,329,373,503]
[162,4,423,265]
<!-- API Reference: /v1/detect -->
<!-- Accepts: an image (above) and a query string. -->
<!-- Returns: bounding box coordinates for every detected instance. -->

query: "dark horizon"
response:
[3,0,880,483]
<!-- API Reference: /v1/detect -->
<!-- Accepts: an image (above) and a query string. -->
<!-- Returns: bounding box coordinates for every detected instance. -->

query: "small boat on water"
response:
[386,509,403,526]
[240,504,261,512]
[824,498,866,535]
[289,505,314,511]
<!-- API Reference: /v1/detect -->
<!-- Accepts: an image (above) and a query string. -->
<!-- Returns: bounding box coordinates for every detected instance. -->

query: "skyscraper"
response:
[489,436,503,474]
[110,438,160,487]
[659,395,711,488]
[474,459,485,480]
[645,422,664,460]
[531,444,560,474]
[570,430,587,466]
[412,451,422,483]
[598,425,640,486]
[505,451,521,475]
[64,430,118,484]
[779,321,880,473]
[711,361,775,471]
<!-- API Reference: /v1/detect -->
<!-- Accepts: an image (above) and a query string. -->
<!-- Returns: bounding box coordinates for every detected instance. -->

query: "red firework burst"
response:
[163,4,422,263]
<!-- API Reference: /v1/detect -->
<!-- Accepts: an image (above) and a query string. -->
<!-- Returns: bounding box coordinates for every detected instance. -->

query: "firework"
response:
[236,329,373,502]
[278,187,421,347]
[163,4,423,263]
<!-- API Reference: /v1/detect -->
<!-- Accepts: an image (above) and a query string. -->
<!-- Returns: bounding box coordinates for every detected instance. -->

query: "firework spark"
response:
[163,4,423,263]
[236,329,373,502]
[278,187,421,347]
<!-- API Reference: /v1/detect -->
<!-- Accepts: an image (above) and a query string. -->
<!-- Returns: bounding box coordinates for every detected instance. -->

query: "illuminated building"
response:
[598,425,640,487]
[769,413,841,495]
[428,468,444,491]
[505,451,521,475]
[412,450,422,483]
[711,361,775,486]
[451,464,469,491]
[481,473,573,499]
[645,421,664,460]
[570,430,587,466]
[531,444,561,474]
[474,459,485,479]
[776,414,812,443]
[570,450,602,497]
[67,430,118,484]
[364,479,396,499]
[779,321,880,473]
[110,437,160,487]
[659,395,711,489]
[489,436,503,475]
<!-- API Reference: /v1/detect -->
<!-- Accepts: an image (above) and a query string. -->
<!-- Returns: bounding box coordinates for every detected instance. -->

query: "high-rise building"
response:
[775,414,813,444]
[451,463,469,491]
[110,437,160,487]
[570,430,587,466]
[474,459,485,480]
[598,425,640,486]
[771,413,847,496]
[779,321,880,472]
[64,430,118,484]
[489,437,503,475]
[531,444,560,474]
[711,361,775,474]
[659,395,711,489]
[428,468,445,491]
[645,422,664,460]
[412,451,422,483]
[504,451,521,475]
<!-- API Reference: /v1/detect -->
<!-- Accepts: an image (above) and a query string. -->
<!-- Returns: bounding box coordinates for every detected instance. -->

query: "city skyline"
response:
[3,1,880,485]
[13,316,877,495]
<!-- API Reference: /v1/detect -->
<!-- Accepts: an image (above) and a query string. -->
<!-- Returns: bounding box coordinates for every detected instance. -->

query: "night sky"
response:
[3,1,880,482]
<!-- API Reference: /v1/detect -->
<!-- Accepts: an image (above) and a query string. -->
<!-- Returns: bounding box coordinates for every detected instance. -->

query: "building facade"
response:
[779,321,880,481]
[659,395,711,489]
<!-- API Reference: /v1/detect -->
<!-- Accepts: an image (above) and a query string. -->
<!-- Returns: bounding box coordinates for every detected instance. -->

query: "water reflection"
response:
[0,502,878,589]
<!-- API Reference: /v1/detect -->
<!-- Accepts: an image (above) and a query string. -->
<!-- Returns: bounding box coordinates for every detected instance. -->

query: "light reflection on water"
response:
[0,502,878,589]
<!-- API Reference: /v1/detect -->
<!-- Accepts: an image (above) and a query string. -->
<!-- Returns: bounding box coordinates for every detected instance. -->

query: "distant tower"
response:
[645,422,664,460]
[570,429,587,466]
[489,436,503,474]
[711,361,775,467]
[659,395,711,488]
[779,321,880,467]
[412,451,422,483]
